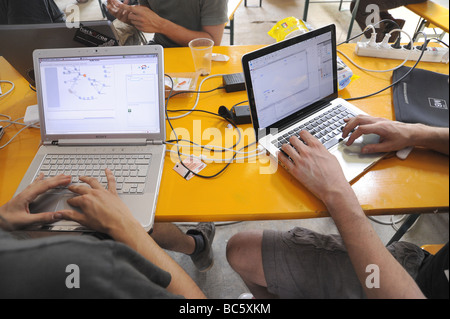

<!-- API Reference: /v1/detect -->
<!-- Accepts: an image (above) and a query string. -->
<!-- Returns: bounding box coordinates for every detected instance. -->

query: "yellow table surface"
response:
[1,43,448,222]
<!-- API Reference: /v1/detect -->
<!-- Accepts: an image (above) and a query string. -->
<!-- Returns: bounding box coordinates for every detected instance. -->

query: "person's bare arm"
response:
[343,115,449,155]
[59,169,206,299]
[119,3,225,46]
[278,131,425,298]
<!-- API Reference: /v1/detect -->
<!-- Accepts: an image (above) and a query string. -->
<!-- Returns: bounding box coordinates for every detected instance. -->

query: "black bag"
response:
[392,66,449,128]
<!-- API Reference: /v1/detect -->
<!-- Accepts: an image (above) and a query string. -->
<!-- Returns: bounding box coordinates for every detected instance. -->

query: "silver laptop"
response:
[242,24,385,182]
[14,45,166,232]
[0,21,119,86]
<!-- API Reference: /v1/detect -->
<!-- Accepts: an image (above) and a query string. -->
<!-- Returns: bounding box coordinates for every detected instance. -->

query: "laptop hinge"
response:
[148,140,164,145]
[55,139,148,146]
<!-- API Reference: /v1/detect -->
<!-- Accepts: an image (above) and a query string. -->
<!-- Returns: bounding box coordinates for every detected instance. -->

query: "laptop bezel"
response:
[242,24,339,138]
[33,45,166,144]
[0,21,119,86]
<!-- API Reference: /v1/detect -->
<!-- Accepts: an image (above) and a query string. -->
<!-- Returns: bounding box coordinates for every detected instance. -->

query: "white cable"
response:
[165,141,260,155]
[337,28,414,73]
[167,73,228,120]
[368,214,421,233]
[0,121,39,149]
[0,80,15,98]
[165,147,265,163]
[0,116,40,129]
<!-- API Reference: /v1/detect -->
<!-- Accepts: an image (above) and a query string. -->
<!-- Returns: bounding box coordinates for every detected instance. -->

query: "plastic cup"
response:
[188,38,214,76]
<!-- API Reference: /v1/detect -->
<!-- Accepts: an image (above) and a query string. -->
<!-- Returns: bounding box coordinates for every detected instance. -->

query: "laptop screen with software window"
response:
[38,54,161,136]
[247,30,335,129]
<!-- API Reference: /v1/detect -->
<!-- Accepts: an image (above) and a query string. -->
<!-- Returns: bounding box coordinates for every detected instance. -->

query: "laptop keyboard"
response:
[37,154,152,194]
[271,104,357,150]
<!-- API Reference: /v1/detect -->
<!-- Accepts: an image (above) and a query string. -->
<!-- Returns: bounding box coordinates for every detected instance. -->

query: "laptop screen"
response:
[38,53,161,136]
[245,28,335,129]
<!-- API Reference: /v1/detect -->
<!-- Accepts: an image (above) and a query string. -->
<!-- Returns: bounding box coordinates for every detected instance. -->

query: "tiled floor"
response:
[55,0,449,299]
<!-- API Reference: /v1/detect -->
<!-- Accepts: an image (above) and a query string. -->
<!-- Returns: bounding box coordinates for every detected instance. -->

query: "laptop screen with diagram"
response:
[38,54,161,136]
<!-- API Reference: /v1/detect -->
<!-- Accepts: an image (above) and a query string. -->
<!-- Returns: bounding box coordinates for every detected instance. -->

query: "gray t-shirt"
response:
[0,229,180,299]
[139,0,228,47]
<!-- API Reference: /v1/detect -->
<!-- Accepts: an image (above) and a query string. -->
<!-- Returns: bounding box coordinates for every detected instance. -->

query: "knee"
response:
[226,230,263,272]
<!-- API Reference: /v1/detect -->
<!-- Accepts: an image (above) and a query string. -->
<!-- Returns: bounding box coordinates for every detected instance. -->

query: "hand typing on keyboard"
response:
[277,130,350,201]
[272,105,357,152]
[58,168,139,235]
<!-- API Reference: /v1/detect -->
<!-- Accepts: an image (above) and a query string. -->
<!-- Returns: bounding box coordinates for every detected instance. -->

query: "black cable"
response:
[166,108,240,151]
[164,74,247,179]
[345,31,429,101]
[337,19,403,46]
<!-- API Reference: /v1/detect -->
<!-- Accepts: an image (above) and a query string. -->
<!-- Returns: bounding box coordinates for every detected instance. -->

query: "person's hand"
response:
[118,2,163,33]
[342,115,415,154]
[0,174,71,231]
[58,169,138,236]
[278,131,351,204]
[107,0,133,24]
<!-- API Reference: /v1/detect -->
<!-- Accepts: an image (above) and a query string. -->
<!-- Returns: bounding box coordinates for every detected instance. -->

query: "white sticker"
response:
[173,157,206,180]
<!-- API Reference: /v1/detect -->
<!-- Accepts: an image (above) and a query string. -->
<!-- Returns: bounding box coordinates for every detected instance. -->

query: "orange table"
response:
[1,44,449,222]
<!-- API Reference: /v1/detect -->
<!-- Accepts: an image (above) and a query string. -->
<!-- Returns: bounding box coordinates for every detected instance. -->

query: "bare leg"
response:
[226,230,278,299]
[150,223,196,255]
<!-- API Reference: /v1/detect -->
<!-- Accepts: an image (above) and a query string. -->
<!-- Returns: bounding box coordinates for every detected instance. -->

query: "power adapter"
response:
[233,104,251,124]
[24,104,40,125]
[223,73,246,93]
[218,104,252,125]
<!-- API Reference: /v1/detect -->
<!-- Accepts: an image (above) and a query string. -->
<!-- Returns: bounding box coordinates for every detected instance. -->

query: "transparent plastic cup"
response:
[188,38,214,76]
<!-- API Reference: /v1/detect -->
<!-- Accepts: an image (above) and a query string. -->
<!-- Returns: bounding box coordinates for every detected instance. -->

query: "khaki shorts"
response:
[262,227,427,299]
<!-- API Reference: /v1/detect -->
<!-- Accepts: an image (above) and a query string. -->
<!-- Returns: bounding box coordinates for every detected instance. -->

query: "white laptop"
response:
[242,24,385,182]
[14,45,166,232]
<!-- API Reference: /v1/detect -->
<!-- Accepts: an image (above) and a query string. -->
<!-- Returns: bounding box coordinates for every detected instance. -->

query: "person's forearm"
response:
[110,219,206,299]
[323,187,425,299]
[410,124,449,155]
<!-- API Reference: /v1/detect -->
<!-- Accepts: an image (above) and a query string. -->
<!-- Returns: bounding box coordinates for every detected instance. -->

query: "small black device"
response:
[0,126,4,141]
[223,73,246,93]
[218,105,252,125]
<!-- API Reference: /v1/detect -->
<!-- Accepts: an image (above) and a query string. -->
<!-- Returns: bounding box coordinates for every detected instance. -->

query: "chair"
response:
[303,0,361,42]
[405,0,449,41]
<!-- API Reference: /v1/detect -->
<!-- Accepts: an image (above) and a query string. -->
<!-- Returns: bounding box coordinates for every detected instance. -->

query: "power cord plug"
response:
[368,32,378,47]
[380,33,392,49]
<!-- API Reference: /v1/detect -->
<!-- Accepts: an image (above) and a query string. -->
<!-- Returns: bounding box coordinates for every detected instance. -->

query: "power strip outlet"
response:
[355,42,449,63]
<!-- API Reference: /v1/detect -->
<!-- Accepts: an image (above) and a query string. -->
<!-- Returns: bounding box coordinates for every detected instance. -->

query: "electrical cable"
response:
[337,28,414,73]
[368,214,421,233]
[0,80,15,98]
[337,19,402,46]
[166,73,228,120]
[0,117,40,149]
[344,31,429,101]
[165,74,257,178]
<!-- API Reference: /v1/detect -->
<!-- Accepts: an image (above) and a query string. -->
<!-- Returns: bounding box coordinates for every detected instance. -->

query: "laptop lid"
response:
[242,24,338,139]
[33,45,166,146]
[0,21,119,86]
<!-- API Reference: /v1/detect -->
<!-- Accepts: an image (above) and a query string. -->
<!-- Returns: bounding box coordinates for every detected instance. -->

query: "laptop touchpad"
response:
[30,190,80,214]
